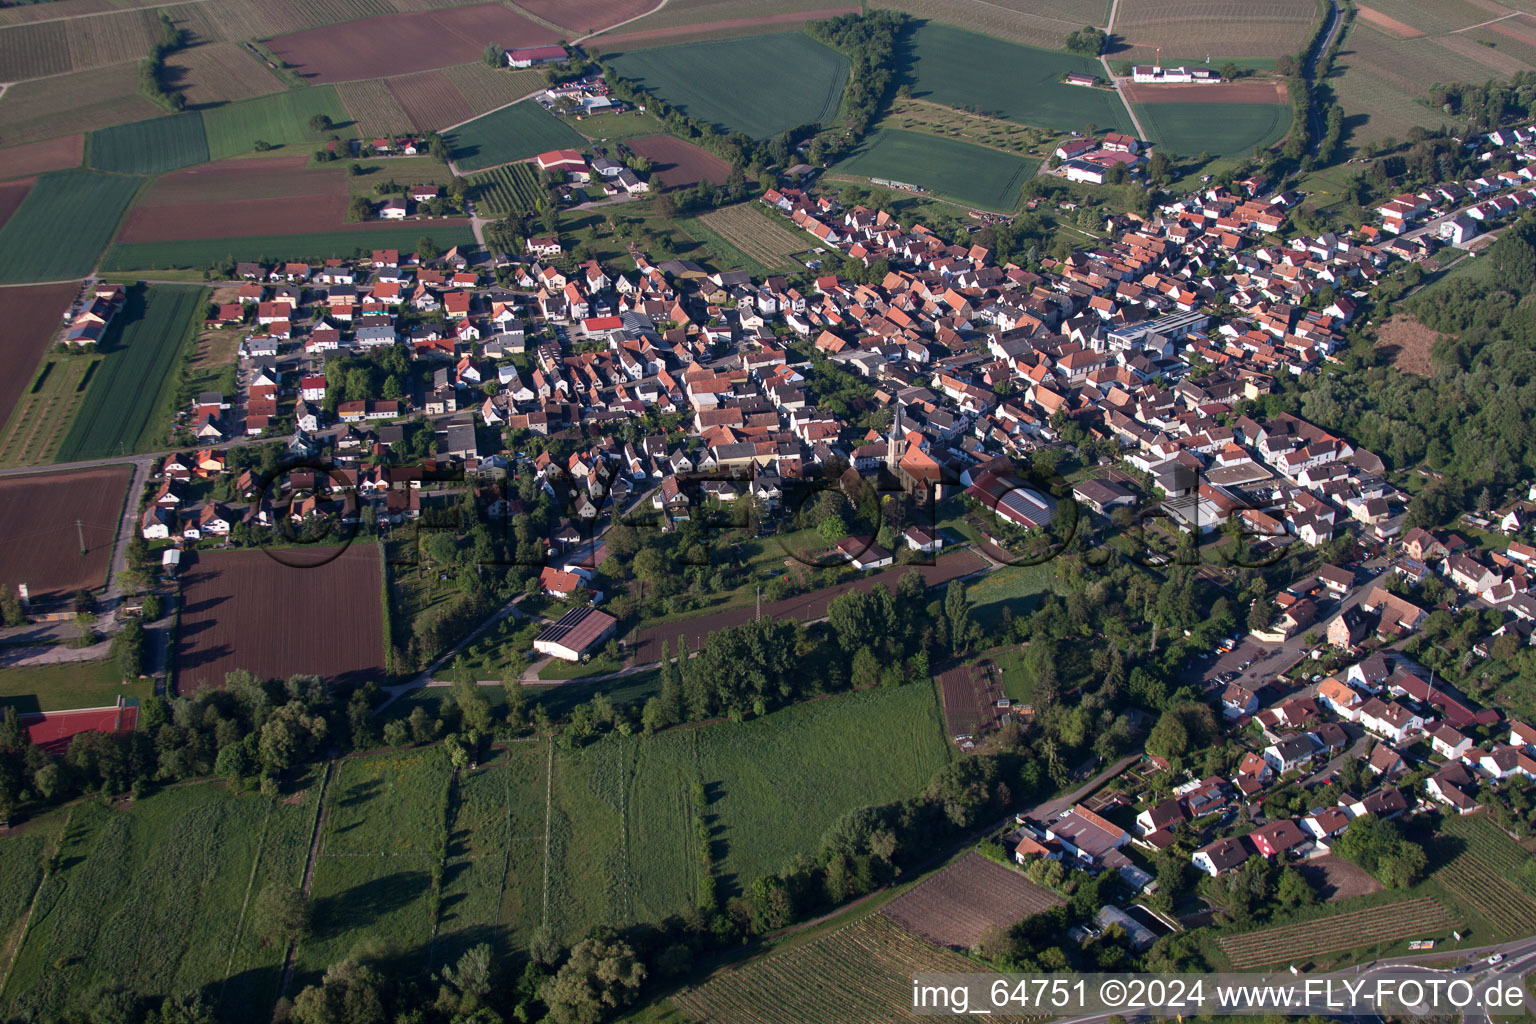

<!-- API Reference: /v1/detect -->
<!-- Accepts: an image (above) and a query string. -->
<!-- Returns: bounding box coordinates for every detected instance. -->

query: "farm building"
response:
[506,44,568,67]
[1064,72,1100,87]
[534,605,618,661]
[965,471,1058,530]
[1063,159,1107,185]
[1131,64,1219,85]
[536,149,588,175]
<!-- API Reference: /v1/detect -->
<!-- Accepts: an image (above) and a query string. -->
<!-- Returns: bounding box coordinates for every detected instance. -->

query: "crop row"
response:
[1219,898,1457,967]
[1441,815,1536,894]
[1435,856,1536,937]
[469,163,547,217]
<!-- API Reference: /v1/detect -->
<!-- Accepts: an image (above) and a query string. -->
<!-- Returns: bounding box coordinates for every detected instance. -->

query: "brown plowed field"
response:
[0,179,33,232]
[0,466,132,599]
[0,135,83,180]
[137,155,346,204]
[1356,4,1425,37]
[883,852,1063,949]
[515,0,656,35]
[592,6,857,47]
[1122,80,1288,103]
[264,3,560,83]
[626,134,732,188]
[0,282,78,433]
[633,548,988,662]
[176,544,386,692]
[384,69,474,131]
[117,194,353,241]
[1298,856,1383,902]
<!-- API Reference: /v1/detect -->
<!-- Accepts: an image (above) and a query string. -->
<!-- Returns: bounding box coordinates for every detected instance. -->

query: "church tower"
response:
[886,401,903,472]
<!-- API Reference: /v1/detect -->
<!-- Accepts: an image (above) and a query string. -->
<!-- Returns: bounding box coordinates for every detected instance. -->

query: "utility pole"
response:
[77,519,85,554]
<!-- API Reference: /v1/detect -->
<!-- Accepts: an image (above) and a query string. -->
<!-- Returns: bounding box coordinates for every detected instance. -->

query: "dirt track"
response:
[1122,80,1288,104]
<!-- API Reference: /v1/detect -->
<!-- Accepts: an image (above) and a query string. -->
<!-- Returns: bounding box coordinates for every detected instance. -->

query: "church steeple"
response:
[887,400,903,472]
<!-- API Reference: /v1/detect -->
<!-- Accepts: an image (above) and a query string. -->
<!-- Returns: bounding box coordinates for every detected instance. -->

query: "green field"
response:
[1134,101,1293,158]
[608,32,850,138]
[832,128,1037,209]
[445,100,587,172]
[0,782,318,1023]
[55,284,206,461]
[0,659,153,715]
[466,162,545,217]
[88,112,210,175]
[100,225,477,271]
[0,169,142,283]
[905,23,1134,135]
[200,87,354,161]
[296,748,451,983]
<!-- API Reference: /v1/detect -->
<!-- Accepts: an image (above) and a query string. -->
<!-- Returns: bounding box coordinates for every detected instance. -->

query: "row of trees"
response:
[140,12,187,110]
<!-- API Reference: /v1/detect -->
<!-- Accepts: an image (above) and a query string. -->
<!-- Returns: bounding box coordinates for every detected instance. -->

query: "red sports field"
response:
[24,703,138,754]
[175,544,386,693]
[264,4,560,84]
[0,134,83,179]
[0,466,133,600]
[626,134,732,189]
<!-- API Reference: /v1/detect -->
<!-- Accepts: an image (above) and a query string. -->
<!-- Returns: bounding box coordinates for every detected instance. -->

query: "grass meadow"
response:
[444,101,587,172]
[100,226,476,271]
[0,169,141,282]
[832,128,1037,209]
[200,88,354,161]
[607,32,850,138]
[904,23,1134,136]
[0,780,319,1024]
[55,283,206,461]
[87,112,210,175]
[0,658,153,715]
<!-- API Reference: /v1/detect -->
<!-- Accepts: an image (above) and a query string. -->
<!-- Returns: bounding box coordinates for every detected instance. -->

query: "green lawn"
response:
[537,656,622,681]
[832,128,1037,210]
[88,112,210,175]
[905,23,1134,135]
[99,225,476,271]
[444,100,587,172]
[0,169,143,283]
[200,88,354,161]
[1133,101,1294,158]
[608,32,850,139]
[0,659,153,715]
[1,780,319,1024]
[573,110,666,141]
[55,283,207,461]
[964,561,1060,631]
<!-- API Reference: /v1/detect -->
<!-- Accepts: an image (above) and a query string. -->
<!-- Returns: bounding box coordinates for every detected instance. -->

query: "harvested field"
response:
[869,0,1102,50]
[587,0,852,37]
[633,548,987,662]
[1217,897,1458,968]
[1297,856,1383,902]
[1111,0,1322,62]
[117,194,355,242]
[0,19,71,80]
[176,544,387,692]
[0,169,142,284]
[675,913,979,1024]
[63,7,162,72]
[0,282,81,445]
[591,6,859,48]
[883,852,1062,949]
[0,0,118,26]
[163,42,286,108]
[0,135,84,180]
[264,3,559,84]
[696,203,805,267]
[444,99,586,171]
[135,154,345,204]
[1374,315,1440,375]
[87,112,210,175]
[384,69,474,130]
[0,179,32,232]
[1356,4,1425,37]
[0,65,164,150]
[0,467,132,599]
[335,79,416,137]
[514,0,656,34]
[439,62,546,115]
[935,657,1007,740]
[608,33,847,138]
[625,134,731,188]
[1122,80,1289,104]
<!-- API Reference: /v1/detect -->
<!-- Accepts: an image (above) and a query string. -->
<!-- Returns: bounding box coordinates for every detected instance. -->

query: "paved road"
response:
[1098,0,1150,143]
[1306,0,1346,156]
